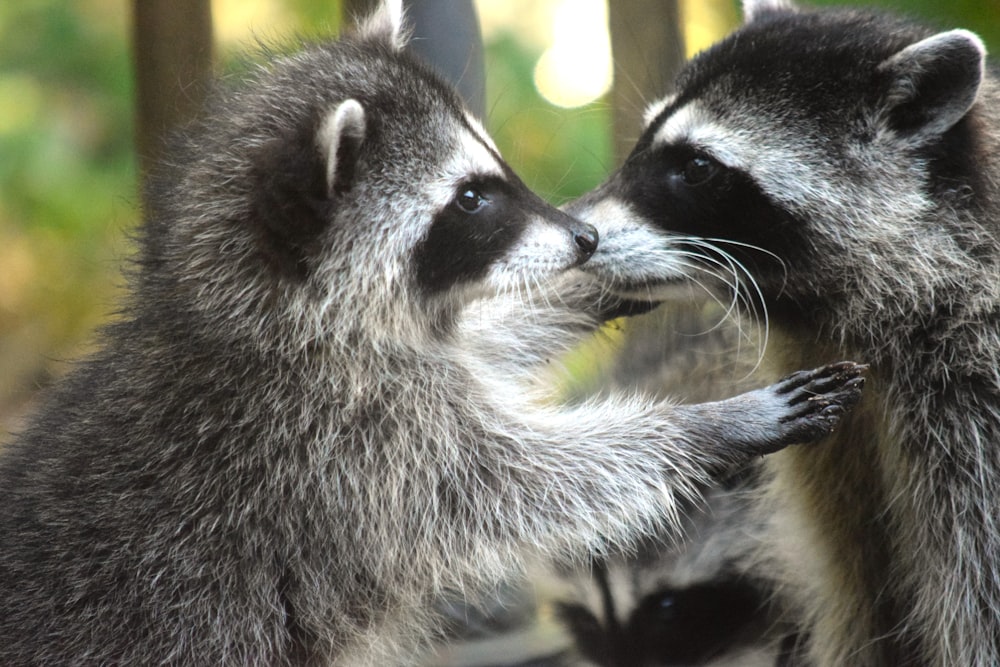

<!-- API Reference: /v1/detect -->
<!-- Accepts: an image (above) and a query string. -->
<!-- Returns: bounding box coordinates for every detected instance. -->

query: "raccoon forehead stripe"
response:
[463,111,500,155]
[643,93,677,129]
[650,102,745,169]
[651,103,706,147]
[460,129,504,178]
[423,130,506,211]
[453,127,505,182]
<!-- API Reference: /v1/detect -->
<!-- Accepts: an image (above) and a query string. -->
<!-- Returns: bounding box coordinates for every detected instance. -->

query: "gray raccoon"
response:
[0,1,864,664]
[569,0,998,664]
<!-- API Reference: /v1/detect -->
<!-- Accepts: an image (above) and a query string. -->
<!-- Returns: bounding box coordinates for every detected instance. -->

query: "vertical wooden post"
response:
[607,0,685,165]
[404,0,486,118]
[343,0,486,118]
[132,0,214,194]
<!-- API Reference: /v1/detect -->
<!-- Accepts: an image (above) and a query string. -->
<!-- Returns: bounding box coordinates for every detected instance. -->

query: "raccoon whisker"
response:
[675,241,769,373]
[529,274,554,314]
[510,274,525,304]
[704,245,770,374]
[702,235,790,298]
[680,257,757,364]
[680,242,762,313]
[669,255,749,337]
[513,273,529,303]
[672,249,748,322]
[524,277,540,311]
[706,248,769,372]
[691,247,762,337]
[701,237,786,269]
[670,253,743,320]
[609,56,656,126]
[516,280,529,312]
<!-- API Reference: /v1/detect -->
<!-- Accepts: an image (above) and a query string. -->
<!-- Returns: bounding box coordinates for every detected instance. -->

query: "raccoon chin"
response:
[599,298,662,321]
[596,280,712,322]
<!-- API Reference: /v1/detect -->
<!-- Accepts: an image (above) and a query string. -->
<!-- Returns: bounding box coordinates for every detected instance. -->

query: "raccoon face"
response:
[255,91,596,303]
[165,0,596,347]
[568,1,986,316]
[253,69,596,317]
[406,115,598,301]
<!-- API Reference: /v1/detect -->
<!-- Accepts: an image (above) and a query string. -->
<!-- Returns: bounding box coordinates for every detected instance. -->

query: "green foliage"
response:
[483,33,612,204]
[0,1,135,238]
[0,1,136,429]
[284,0,342,32]
[807,0,1000,51]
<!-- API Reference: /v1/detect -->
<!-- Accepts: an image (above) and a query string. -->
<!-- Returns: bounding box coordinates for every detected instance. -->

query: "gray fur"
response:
[0,2,863,664]
[545,476,787,667]
[570,2,1000,665]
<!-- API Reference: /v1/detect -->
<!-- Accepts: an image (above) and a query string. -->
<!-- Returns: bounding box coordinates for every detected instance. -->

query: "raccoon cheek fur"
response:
[570,0,999,664]
[0,1,864,664]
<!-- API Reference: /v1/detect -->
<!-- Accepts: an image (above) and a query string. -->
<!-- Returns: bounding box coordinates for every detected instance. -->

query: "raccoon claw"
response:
[821,404,844,418]
[776,362,867,443]
[775,361,866,399]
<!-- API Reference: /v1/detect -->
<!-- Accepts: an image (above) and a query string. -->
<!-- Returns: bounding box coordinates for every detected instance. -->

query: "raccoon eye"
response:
[681,155,721,186]
[455,187,488,213]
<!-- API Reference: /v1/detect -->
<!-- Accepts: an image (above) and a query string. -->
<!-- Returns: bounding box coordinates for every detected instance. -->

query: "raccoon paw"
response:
[774,361,867,444]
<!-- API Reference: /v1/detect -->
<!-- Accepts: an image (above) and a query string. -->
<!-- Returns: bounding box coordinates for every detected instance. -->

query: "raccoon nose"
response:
[573,224,599,258]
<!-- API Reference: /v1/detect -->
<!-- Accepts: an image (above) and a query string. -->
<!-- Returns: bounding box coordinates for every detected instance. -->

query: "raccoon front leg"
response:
[487,361,865,558]
[630,361,867,461]
[701,361,868,456]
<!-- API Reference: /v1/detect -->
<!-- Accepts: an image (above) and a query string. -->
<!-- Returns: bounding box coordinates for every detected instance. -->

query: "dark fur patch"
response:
[250,119,333,281]
[414,176,526,293]
[612,143,800,278]
[557,572,766,666]
[412,173,582,295]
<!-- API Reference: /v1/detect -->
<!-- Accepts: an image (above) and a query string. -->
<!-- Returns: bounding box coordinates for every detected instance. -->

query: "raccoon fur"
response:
[541,472,784,667]
[0,1,865,664]
[438,306,787,667]
[569,1,999,665]
[537,308,793,667]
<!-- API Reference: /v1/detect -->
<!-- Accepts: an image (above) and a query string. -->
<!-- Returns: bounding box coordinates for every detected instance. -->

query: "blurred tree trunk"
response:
[131,0,214,195]
[343,0,485,117]
[402,0,485,118]
[608,0,685,165]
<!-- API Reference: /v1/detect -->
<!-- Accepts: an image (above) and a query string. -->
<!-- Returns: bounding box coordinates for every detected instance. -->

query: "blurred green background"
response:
[1,0,998,434]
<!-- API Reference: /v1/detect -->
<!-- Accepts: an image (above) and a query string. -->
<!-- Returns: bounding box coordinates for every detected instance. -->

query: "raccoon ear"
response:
[356,0,408,50]
[877,29,986,140]
[742,0,798,23]
[250,104,365,278]
[318,99,367,197]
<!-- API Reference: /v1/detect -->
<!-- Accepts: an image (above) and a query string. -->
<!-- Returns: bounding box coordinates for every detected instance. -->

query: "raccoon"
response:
[489,301,796,667]
[569,1,999,664]
[542,472,784,667]
[0,1,864,665]
[445,305,786,667]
